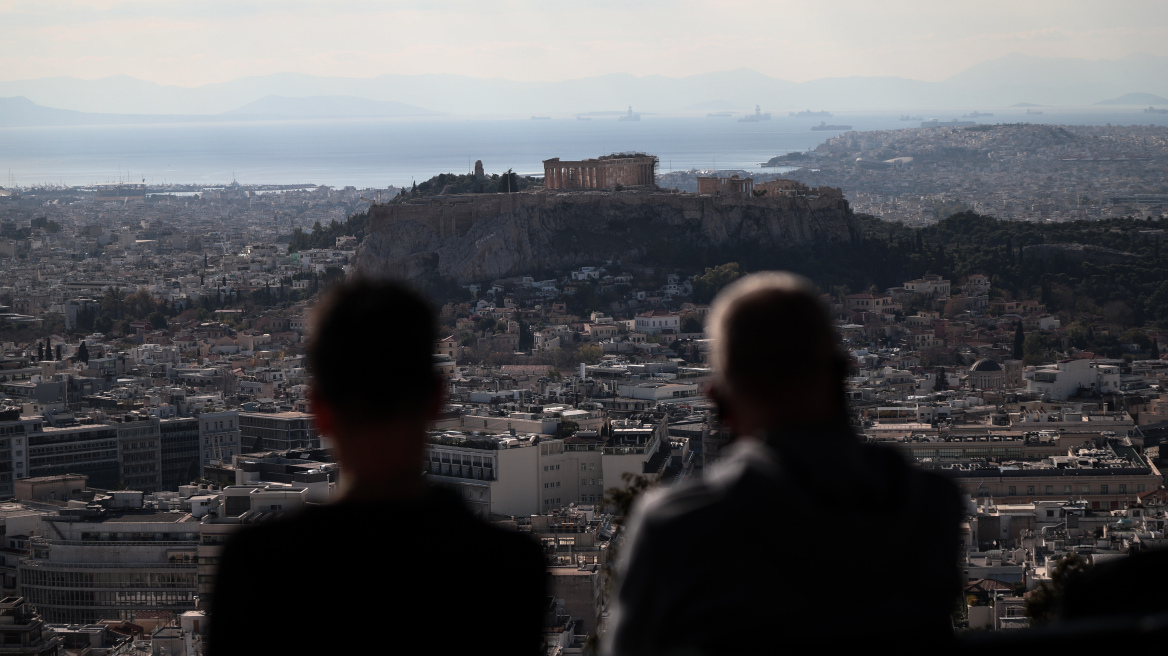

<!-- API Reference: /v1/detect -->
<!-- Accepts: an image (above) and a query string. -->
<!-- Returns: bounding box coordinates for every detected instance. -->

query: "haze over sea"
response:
[3,109,1166,189]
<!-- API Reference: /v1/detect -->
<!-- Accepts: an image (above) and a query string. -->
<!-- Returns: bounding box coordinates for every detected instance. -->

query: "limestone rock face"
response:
[354,191,861,283]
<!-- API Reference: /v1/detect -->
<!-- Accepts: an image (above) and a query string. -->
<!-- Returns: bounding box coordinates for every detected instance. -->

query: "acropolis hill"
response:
[355,161,860,283]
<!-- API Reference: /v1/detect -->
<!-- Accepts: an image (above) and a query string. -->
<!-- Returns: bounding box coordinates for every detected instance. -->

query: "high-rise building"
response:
[159,417,200,490]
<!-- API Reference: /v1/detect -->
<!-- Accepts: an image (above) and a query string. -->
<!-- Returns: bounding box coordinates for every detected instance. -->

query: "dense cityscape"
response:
[0,115,1164,650]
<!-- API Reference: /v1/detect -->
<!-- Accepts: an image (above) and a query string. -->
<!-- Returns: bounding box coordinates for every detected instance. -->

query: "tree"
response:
[934,367,945,391]
[577,344,603,365]
[943,296,967,319]
[693,262,742,303]
[1152,338,1161,360]
[1013,321,1025,360]
[148,311,168,330]
[37,344,43,361]
[680,315,703,334]
[55,344,62,360]
[1025,552,1091,624]
[1023,333,1048,366]
[497,170,520,194]
[77,342,89,365]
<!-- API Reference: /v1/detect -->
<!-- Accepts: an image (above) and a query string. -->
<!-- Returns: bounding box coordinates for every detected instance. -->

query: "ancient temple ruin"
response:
[542,154,658,190]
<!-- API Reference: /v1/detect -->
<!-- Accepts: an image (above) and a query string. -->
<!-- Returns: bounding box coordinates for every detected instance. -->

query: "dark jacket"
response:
[209,486,546,655]
[606,422,963,654]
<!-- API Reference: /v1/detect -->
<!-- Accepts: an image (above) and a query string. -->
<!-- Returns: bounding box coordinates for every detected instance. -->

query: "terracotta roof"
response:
[964,579,1014,593]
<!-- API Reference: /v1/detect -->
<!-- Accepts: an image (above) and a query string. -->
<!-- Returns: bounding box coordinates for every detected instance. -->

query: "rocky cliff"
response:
[354,189,861,283]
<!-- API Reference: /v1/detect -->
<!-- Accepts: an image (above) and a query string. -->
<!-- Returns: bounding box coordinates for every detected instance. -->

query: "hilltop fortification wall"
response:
[356,188,859,283]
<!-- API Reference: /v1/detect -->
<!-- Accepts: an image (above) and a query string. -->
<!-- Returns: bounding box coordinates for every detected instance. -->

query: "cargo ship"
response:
[810,121,852,131]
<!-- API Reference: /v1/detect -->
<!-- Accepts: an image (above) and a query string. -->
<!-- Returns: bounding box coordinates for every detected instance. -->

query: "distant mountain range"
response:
[1,52,1166,124]
[225,95,439,118]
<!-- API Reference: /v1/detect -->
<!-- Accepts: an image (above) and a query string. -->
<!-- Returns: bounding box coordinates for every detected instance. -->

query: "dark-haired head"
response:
[308,278,441,430]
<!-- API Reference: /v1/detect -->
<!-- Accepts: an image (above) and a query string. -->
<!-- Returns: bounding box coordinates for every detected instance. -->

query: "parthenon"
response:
[542,153,658,190]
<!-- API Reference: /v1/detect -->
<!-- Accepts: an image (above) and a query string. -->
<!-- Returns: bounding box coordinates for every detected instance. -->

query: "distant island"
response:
[1095,92,1168,106]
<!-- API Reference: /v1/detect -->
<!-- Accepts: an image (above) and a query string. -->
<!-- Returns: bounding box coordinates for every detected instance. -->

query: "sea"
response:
[2,108,1166,189]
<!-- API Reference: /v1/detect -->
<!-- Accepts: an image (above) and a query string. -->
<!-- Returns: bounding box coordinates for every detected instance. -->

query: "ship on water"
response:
[1145,106,1168,114]
[738,105,772,122]
[963,111,993,118]
[810,121,852,131]
[1026,109,1044,115]
[900,114,923,121]
[790,110,832,118]
[618,106,641,121]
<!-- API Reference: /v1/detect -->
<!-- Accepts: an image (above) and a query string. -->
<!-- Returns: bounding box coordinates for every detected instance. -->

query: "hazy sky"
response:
[2,0,1166,85]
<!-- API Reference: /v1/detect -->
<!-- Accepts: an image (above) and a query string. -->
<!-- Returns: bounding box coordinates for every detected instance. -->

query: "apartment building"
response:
[159,417,200,490]
[199,410,241,468]
[425,420,667,517]
[18,500,199,623]
[28,423,118,490]
[115,417,161,492]
[238,412,317,452]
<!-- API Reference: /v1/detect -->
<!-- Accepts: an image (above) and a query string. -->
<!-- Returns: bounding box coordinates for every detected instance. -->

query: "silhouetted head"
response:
[308,278,440,431]
[707,271,846,436]
[308,279,442,501]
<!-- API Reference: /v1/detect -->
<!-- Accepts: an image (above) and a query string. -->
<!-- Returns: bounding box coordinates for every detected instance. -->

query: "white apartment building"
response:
[19,504,200,624]
[1026,359,1121,401]
[425,423,667,517]
[634,311,679,335]
[200,410,241,468]
[904,274,951,298]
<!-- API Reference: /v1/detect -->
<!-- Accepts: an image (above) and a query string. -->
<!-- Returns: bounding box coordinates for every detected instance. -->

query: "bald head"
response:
[707,272,845,428]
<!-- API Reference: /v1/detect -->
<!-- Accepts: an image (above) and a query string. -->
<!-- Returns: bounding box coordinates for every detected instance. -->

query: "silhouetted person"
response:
[210,280,545,655]
[606,272,963,654]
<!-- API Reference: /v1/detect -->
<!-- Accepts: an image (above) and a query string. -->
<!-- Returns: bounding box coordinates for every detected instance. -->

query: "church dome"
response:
[970,358,1003,373]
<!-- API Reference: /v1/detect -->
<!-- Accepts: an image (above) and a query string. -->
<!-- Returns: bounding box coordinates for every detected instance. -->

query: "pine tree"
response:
[55,344,62,360]
[78,342,89,365]
[1013,321,1025,360]
[37,344,43,361]
[1152,339,1161,360]
[934,367,945,391]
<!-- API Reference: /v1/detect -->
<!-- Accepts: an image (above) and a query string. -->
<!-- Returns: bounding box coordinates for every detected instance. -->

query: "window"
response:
[1064,485,1072,493]
[1138,484,1146,492]
[1045,486,1053,495]
[1100,485,1108,494]
[1008,486,1016,496]
[1046,509,1055,518]
[1026,486,1035,495]
[1082,485,1090,494]
[581,464,587,471]
[555,464,560,470]
[1119,485,1127,494]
